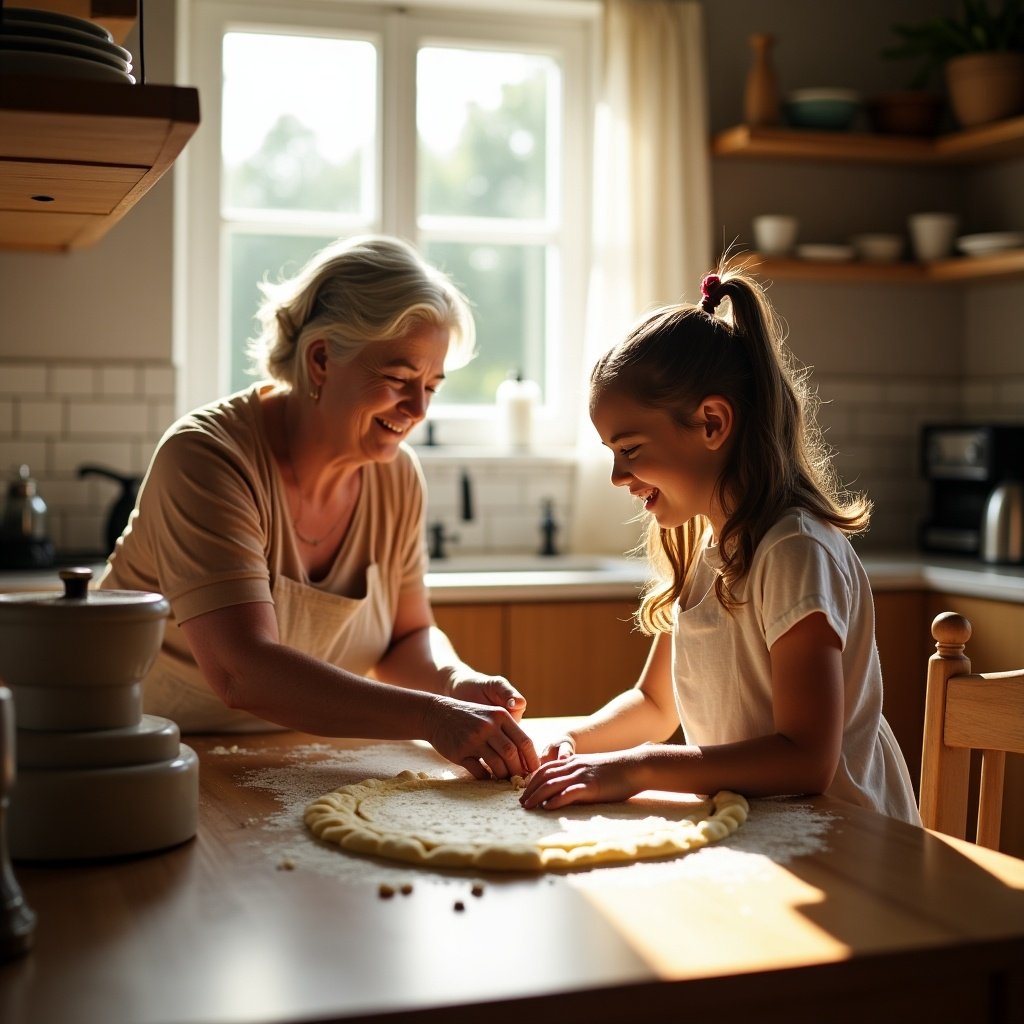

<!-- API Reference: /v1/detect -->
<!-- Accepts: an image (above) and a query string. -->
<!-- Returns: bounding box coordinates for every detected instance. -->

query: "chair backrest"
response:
[919,611,1024,849]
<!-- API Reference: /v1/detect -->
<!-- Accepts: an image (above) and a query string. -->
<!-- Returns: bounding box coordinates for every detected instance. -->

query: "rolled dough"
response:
[305,771,749,871]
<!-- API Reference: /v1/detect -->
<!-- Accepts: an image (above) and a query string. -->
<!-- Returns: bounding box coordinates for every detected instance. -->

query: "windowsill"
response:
[410,446,578,467]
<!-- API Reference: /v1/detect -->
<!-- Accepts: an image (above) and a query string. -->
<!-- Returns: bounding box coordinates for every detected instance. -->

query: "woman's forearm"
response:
[208,634,442,740]
[373,625,466,694]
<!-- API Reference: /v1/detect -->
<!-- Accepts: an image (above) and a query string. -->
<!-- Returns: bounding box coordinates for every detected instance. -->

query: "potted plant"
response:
[883,0,1024,128]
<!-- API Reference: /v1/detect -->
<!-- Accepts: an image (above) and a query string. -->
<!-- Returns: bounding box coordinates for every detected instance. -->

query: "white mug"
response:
[908,213,958,262]
[753,214,798,257]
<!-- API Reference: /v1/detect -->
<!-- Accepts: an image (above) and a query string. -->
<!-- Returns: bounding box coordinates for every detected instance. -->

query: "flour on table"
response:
[234,742,834,886]
[305,772,749,871]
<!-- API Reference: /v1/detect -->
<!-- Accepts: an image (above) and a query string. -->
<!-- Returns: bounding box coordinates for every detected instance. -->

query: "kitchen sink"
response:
[426,553,646,575]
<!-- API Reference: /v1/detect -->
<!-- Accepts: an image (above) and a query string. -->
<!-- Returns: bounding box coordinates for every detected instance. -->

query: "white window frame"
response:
[177,0,598,450]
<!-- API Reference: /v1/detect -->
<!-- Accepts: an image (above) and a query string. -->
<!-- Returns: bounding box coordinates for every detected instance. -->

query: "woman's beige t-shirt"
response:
[99,384,427,732]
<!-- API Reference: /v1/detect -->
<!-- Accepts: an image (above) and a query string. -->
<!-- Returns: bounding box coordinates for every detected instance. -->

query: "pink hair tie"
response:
[700,274,723,314]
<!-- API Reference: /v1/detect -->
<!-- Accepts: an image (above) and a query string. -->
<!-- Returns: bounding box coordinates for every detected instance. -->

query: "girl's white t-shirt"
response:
[672,509,921,824]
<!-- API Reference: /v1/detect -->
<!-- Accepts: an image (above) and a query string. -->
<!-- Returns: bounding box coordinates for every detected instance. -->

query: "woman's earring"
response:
[309,385,321,402]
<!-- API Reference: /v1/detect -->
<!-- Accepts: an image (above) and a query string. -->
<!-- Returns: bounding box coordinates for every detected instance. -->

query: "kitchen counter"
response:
[2,551,1023,603]
[2,725,1022,1024]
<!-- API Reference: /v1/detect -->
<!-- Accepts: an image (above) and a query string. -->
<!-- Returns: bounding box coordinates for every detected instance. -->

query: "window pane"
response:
[417,47,555,220]
[222,33,376,215]
[228,232,336,392]
[424,241,547,405]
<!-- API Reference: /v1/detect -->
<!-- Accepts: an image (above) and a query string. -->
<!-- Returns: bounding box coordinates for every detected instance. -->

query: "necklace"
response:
[282,404,333,548]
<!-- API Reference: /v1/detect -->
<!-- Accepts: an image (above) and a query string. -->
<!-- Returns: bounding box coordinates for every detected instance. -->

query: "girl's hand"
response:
[427,695,539,780]
[519,751,643,810]
[449,673,527,721]
[539,735,576,764]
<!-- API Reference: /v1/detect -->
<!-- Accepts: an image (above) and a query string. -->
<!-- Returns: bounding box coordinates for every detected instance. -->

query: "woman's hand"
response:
[518,750,644,810]
[427,695,540,780]
[449,673,527,721]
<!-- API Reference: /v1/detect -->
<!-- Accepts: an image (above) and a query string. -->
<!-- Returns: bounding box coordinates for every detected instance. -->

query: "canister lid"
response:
[0,567,169,620]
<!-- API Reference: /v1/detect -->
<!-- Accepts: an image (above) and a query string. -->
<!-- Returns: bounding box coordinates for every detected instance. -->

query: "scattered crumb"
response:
[210,744,243,755]
[453,900,465,912]
[276,858,295,871]
[378,884,396,899]
[470,883,484,897]
[400,883,413,896]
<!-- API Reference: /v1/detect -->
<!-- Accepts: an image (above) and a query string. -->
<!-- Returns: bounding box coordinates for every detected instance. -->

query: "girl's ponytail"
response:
[597,266,870,632]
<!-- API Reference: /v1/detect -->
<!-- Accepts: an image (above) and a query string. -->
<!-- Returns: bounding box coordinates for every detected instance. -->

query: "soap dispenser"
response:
[496,371,539,451]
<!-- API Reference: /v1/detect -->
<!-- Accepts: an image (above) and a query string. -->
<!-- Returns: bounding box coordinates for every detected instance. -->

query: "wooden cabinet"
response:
[873,590,931,793]
[712,117,1024,285]
[432,599,650,718]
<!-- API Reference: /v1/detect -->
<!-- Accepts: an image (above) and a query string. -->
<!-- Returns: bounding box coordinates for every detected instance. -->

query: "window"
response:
[181,0,597,448]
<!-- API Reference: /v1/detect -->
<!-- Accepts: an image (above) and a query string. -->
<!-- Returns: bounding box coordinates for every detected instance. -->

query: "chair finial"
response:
[932,611,971,653]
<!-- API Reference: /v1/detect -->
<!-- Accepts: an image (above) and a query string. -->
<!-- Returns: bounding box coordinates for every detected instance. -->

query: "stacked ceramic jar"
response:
[0,568,198,861]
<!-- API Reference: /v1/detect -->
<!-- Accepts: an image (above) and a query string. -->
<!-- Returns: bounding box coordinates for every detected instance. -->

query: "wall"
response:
[0,1,1020,558]
[700,0,1024,550]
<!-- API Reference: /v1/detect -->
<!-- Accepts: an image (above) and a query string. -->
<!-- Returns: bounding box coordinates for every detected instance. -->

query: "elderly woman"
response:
[100,235,537,780]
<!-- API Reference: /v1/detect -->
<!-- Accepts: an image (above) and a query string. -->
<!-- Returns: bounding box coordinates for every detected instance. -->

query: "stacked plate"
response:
[0,6,135,84]
[956,232,1024,258]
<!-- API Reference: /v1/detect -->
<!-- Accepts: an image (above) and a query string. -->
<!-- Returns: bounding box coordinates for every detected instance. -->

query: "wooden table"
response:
[2,728,1023,1024]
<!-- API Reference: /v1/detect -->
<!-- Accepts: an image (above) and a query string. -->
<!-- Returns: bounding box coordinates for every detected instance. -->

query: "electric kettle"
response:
[981,480,1024,565]
[0,465,55,570]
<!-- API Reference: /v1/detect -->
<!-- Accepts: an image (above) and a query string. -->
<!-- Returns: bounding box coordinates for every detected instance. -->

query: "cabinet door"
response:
[925,592,1024,859]
[873,590,929,794]
[505,600,651,718]
[431,603,504,678]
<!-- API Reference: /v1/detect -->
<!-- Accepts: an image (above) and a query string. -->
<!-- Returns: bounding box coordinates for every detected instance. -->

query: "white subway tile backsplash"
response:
[98,366,138,396]
[142,365,175,397]
[50,365,95,395]
[68,400,151,435]
[0,364,46,396]
[2,354,1021,559]
[19,399,63,435]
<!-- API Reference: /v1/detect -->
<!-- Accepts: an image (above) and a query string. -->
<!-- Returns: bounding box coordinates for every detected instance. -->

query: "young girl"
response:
[520,269,921,824]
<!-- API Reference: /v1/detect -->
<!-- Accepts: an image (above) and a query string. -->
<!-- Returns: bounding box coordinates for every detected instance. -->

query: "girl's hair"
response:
[590,267,871,635]
[248,235,476,392]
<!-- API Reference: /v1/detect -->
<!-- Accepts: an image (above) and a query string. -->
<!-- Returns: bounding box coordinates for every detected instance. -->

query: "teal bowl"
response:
[784,89,860,130]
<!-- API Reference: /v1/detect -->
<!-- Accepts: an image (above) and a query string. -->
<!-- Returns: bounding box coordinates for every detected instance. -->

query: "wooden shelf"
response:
[0,73,200,251]
[730,248,1024,285]
[712,116,1024,165]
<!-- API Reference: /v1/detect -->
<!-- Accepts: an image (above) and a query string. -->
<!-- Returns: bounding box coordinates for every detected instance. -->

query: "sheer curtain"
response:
[570,0,713,555]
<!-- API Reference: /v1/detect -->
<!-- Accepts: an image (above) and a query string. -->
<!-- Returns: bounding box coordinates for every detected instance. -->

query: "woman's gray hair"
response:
[248,235,476,391]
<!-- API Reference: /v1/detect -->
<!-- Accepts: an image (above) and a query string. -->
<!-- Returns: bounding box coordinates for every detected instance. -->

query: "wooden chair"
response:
[919,611,1024,849]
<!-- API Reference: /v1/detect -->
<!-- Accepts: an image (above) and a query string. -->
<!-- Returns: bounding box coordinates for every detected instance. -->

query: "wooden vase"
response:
[744,33,781,127]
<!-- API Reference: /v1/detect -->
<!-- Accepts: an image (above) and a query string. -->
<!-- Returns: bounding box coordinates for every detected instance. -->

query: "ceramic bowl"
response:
[852,233,904,263]
[784,88,861,130]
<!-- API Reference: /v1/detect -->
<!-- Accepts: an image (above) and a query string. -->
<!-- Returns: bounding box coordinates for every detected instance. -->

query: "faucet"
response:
[539,498,560,557]
[428,521,458,560]
[459,469,473,522]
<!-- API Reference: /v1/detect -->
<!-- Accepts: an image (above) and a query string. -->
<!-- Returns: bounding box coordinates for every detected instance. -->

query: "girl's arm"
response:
[542,632,681,760]
[521,612,844,808]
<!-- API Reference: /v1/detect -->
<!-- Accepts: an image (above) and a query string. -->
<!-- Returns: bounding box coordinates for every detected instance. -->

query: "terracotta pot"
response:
[945,52,1024,128]
[866,91,945,136]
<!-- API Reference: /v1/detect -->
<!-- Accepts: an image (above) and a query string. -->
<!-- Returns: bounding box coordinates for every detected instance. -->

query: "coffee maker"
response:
[920,424,1024,557]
